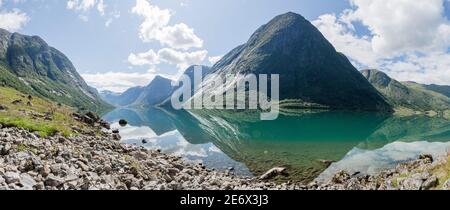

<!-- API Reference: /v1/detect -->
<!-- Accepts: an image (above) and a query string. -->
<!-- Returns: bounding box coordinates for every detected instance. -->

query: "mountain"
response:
[361,69,450,112]
[419,84,450,98]
[0,29,111,113]
[100,87,145,107]
[100,76,174,108]
[199,12,392,112]
[102,65,212,107]
[132,76,175,106]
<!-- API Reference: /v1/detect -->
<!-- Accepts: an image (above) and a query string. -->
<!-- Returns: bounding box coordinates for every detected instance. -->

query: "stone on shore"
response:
[259,167,287,180]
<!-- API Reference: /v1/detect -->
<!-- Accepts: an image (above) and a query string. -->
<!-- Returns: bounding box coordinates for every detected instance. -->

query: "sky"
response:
[0,0,449,93]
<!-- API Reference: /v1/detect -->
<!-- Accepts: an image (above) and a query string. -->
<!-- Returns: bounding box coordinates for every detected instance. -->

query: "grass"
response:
[0,87,87,137]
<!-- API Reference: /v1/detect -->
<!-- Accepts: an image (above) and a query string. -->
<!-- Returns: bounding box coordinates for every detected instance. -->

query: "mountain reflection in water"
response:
[103,108,450,183]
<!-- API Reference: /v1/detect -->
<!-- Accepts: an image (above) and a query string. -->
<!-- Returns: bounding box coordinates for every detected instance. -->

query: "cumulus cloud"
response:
[67,0,106,17]
[128,48,208,72]
[132,0,203,50]
[81,69,157,93]
[0,9,29,32]
[313,0,450,85]
[344,0,450,55]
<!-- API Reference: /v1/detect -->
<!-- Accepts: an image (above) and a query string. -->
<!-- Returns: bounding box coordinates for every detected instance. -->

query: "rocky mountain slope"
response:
[0,29,111,113]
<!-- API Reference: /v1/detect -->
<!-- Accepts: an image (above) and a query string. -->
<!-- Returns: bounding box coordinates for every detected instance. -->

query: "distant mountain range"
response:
[100,65,212,107]
[362,69,450,113]
[0,29,111,113]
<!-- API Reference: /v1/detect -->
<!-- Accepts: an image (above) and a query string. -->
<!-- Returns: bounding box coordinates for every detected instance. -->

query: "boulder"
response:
[119,119,128,127]
[44,175,64,187]
[259,167,287,180]
[85,111,100,122]
[422,176,438,190]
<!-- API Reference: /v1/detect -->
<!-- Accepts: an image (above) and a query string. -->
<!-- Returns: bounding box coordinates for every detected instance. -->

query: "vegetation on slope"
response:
[0,87,90,137]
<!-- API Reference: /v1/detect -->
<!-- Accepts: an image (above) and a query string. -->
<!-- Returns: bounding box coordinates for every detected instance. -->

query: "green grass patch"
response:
[0,87,86,137]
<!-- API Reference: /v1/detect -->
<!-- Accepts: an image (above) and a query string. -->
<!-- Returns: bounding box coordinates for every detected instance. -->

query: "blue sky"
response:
[1,0,450,92]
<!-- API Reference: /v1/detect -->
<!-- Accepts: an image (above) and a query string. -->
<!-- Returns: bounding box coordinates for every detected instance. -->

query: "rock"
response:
[112,133,121,141]
[0,143,11,155]
[0,104,8,111]
[39,164,51,177]
[26,101,33,107]
[77,161,90,171]
[45,175,64,187]
[4,172,20,184]
[228,167,235,171]
[318,159,336,167]
[85,111,100,122]
[119,119,128,127]
[331,171,351,184]
[100,120,111,130]
[422,176,438,190]
[167,168,180,177]
[418,154,433,162]
[11,99,23,105]
[112,129,120,134]
[82,115,95,125]
[20,174,37,190]
[142,139,148,144]
[259,167,287,180]
[58,136,67,143]
[399,177,423,190]
[28,95,33,101]
[442,179,450,190]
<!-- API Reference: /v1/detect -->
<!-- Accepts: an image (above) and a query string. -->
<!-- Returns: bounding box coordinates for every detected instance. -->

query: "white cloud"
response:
[81,69,157,93]
[132,0,203,50]
[128,49,160,66]
[313,0,450,85]
[345,0,450,55]
[208,55,222,65]
[313,14,383,69]
[97,0,105,16]
[67,0,96,11]
[67,0,106,16]
[0,9,29,32]
[128,48,208,72]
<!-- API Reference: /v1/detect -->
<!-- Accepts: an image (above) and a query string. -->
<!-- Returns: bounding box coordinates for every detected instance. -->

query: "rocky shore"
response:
[0,126,304,190]
[1,125,450,190]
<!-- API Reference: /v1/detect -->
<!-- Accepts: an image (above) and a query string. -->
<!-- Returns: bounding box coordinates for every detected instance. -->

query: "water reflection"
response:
[103,108,450,183]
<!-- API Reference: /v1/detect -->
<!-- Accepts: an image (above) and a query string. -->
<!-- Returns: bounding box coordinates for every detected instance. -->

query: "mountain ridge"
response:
[0,28,111,113]
[361,69,450,113]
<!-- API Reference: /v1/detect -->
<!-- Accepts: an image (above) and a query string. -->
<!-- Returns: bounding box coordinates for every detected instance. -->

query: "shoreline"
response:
[1,125,450,190]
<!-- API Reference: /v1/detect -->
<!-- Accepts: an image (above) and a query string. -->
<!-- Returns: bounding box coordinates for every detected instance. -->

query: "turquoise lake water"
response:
[103,108,450,183]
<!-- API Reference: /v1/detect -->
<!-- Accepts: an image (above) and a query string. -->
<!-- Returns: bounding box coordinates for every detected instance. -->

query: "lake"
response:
[103,108,450,183]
